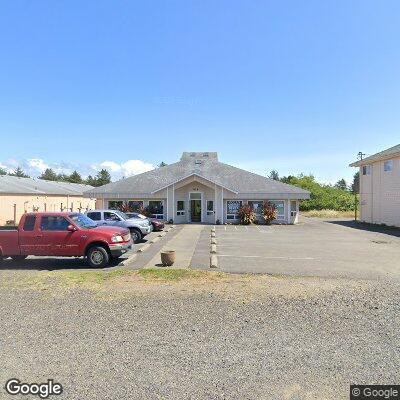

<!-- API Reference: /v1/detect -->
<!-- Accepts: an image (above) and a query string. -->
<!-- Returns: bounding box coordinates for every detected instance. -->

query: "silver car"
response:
[85,209,153,243]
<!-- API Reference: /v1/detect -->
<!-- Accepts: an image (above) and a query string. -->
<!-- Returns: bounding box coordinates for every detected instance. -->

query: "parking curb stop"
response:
[210,254,218,268]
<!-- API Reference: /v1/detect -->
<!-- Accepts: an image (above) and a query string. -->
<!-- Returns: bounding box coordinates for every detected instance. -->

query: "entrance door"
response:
[190,200,201,222]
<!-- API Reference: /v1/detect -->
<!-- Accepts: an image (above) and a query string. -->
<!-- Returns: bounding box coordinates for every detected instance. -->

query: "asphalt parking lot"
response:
[214,218,400,281]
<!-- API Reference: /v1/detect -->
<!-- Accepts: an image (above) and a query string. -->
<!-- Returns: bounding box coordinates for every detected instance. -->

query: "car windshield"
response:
[70,214,98,229]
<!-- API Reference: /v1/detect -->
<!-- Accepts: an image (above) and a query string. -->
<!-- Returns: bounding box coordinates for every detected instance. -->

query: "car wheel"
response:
[11,255,27,262]
[86,246,109,268]
[130,228,142,243]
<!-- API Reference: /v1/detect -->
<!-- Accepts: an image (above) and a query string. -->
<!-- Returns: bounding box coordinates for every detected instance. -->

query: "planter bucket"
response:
[161,250,176,266]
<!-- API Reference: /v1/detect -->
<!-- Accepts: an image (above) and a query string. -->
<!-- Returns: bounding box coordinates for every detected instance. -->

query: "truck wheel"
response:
[86,246,109,268]
[130,228,142,243]
[11,255,27,262]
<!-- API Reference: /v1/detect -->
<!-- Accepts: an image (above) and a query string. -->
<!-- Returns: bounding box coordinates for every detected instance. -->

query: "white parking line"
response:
[224,226,227,231]
[234,226,238,231]
[218,254,316,260]
[245,226,248,231]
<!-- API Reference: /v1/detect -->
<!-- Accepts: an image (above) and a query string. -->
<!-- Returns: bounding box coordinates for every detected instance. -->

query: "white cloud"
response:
[0,158,155,180]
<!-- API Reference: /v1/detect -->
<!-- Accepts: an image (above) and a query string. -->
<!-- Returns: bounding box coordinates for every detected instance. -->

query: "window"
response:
[23,215,36,231]
[195,160,202,165]
[207,200,214,215]
[248,201,263,215]
[268,200,285,221]
[128,201,143,212]
[177,201,185,216]
[70,214,97,229]
[148,201,164,219]
[108,201,123,210]
[290,201,297,217]
[362,165,371,176]
[384,160,393,172]
[226,200,242,220]
[40,216,70,231]
[104,212,121,221]
[190,192,201,200]
[87,212,101,221]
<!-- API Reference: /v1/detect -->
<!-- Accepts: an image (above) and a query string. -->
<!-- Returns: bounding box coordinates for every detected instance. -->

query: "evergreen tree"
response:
[351,171,360,194]
[334,178,348,191]
[94,169,111,186]
[268,170,279,181]
[68,170,83,183]
[10,167,29,178]
[39,168,58,181]
[0,167,7,175]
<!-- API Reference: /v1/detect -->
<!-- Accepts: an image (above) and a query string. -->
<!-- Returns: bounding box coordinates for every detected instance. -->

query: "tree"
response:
[268,170,279,181]
[68,170,83,184]
[334,179,348,191]
[10,167,29,178]
[351,171,360,194]
[85,175,96,186]
[94,169,111,187]
[158,161,168,168]
[0,167,7,175]
[39,168,58,181]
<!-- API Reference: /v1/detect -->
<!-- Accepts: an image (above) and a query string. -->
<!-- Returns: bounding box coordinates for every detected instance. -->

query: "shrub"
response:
[262,202,277,225]
[238,204,255,225]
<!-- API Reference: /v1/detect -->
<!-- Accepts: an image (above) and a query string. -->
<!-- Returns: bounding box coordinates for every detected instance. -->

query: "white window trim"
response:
[226,200,243,220]
[362,165,371,176]
[206,200,214,216]
[176,200,185,216]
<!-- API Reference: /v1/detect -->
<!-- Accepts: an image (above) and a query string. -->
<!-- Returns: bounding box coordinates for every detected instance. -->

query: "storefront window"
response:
[269,200,285,220]
[248,201,263,215]
[148,201,164,219]
[128,201,144,212]
[207,200,214,215]
[226,200,242,220]
[108,201,123,210]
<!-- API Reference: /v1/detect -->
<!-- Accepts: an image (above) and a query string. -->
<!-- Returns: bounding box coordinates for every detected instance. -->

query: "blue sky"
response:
[0,0,399,183]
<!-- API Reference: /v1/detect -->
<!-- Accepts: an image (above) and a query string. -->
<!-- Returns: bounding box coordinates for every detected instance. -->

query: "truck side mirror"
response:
[67,225,77,232]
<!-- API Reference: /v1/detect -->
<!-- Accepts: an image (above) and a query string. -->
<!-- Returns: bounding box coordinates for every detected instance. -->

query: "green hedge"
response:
[282,175,356,211]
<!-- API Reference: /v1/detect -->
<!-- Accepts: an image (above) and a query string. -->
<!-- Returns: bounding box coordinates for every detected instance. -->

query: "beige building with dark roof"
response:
[85,152,310,224]
[0,175,96,225]
[350,144,400,227]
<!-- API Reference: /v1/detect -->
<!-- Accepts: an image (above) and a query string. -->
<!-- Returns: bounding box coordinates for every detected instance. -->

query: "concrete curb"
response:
[211,238,217,245]
[211,244,217,254]
[120,252,137,266]
[211,231,216,238]
[137,243,151,253]
[158,232,167,237]
[210,254,218,268]
[150,237,160,244]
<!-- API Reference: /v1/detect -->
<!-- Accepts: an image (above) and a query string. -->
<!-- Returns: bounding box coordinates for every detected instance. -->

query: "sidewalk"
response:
[144,225,205,268]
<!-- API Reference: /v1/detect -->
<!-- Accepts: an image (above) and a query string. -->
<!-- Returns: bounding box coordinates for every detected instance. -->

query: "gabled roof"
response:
[85,152,310,198]
[0,175,94,196]
[350,144,400,167]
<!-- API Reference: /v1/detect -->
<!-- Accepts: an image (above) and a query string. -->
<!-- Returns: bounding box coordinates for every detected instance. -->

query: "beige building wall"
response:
[0,194,96,225]
[359,156,400,227]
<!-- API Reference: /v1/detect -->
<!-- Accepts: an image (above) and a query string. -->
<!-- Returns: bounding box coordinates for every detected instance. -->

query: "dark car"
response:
[125,212,165,232]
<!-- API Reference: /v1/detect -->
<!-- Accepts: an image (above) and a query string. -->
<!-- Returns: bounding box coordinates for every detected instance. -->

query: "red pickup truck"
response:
[0,212,133,268]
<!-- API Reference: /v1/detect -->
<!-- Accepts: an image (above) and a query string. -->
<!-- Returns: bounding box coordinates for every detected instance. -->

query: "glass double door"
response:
[189,192,202,222]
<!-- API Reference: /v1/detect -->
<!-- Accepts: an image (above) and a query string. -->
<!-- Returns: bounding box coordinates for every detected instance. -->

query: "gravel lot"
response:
[0,271,399,400]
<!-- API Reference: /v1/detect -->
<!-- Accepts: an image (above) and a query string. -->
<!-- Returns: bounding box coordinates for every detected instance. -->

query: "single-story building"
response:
[84,152,310,224]
[0,175,96,225]
[350,143,400,228]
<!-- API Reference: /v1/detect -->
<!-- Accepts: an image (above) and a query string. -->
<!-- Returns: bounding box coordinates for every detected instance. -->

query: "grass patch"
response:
[302,209,355,219]
[55,269,133,286]
[137,268,212,281]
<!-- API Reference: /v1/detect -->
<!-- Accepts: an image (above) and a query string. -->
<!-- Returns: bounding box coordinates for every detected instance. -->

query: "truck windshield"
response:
[70,214,98,229]
[114,210,129,220]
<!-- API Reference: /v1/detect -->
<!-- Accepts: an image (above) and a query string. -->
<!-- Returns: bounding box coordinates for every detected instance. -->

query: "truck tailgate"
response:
[0,230,20,257]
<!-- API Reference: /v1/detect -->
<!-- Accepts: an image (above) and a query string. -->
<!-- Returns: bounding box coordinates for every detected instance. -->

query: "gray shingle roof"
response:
[0,175,94,196]
[350,144,400,167]
[84,152,310,198]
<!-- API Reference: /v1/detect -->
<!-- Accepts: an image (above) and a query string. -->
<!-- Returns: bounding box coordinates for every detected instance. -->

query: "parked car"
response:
[125,212,165,232]
[0,212,132,268]
[85,209,152,243]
